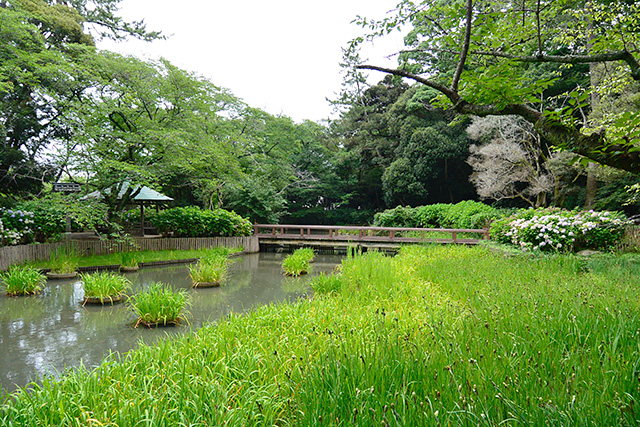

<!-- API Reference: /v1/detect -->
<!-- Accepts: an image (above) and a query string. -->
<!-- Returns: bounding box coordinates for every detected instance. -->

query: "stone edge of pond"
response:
[37,251,247,274]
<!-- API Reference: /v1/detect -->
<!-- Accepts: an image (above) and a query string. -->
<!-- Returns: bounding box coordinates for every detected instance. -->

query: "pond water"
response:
[0,252,342,394]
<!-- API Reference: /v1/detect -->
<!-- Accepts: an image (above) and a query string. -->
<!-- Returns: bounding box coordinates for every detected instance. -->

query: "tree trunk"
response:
[584,162,598,209]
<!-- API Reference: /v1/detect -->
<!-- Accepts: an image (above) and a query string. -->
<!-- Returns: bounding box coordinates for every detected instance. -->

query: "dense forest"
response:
[2,0,640,229]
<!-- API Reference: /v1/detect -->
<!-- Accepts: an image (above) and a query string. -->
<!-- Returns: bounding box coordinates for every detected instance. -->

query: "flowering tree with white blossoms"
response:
[491,208,626,252]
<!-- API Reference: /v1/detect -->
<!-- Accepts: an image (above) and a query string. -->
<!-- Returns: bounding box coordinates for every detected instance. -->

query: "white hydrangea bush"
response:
[491,208,627,252]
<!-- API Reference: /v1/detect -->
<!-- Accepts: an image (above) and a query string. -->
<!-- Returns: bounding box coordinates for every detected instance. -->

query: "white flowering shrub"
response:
[0,209,35,246]
[490,208,626,252]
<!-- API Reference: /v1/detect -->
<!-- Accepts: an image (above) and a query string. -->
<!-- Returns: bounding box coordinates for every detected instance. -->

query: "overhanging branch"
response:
[356,64,640,173]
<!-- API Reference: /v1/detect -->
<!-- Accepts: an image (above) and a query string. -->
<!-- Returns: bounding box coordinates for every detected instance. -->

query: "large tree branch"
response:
[402,48,640,81]
[355,65,459,102]
[356,64,640,173]
[451,0,474,92]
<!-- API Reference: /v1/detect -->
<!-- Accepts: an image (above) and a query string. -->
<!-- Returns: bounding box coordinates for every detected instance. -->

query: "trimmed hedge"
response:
[152,207,252,237]
[374,201,503,229]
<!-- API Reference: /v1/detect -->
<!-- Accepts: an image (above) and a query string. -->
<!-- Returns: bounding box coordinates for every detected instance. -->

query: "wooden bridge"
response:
[254,224,490,251]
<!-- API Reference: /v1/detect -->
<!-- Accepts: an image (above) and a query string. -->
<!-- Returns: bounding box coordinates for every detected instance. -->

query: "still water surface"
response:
[0,252,341,393]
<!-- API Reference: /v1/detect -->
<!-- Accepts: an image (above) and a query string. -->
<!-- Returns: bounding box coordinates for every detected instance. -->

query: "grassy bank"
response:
[2,246,640,425]
[26,247,241,269]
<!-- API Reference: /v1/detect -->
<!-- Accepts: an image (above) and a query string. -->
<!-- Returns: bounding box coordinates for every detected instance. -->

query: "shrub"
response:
[490,208,627,252]
[0,209,35,246]
[152,207,252,237]
[129,282,190,327]
[0,266,46,296]
[375,201,504,229]
[17,195,109,242]
[373,206,420,228]
[415,204,448,227]
[437,200,503,229]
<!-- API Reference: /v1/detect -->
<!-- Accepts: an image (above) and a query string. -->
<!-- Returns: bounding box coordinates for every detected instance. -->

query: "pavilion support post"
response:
[140,203,145,237]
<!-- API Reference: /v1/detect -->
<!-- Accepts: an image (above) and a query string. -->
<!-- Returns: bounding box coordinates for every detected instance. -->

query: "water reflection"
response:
[0,252,341,394]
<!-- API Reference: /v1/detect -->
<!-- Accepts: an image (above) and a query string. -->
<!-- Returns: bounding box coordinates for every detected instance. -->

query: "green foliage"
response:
[128,282,190,327]
[293,248,315,263]
[491,207,627,252]
[373,205,421,228]
[118,252,139,268]
[374,201,503,229]
[332,78,476,213]
[281,252,310,277]
[48,248,79,274]
[435,200,504,229]
[310,272,343,295]
[152,207,252,237]
[81,271,130,299]
[224,177,286,224]
[26,247,243,269]
[353,0,640,172]
[17,194,108,241]
[0,266,46,296]
[0,208,35,245]
[189,254,230,285]
[4,247,640,424]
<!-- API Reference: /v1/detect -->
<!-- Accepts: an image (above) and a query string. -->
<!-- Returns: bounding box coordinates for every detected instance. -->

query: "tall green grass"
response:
[47,248,79,274]
[294,247,315,262]
[128,282,190,327]
[26,247,242,269]
[0,266,46,296]
[118,251,139,268]
[189,253,230,286]
[3,246,640,426]
[81,272,131,302]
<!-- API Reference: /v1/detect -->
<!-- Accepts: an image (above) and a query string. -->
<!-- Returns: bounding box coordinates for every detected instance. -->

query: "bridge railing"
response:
[253,224,490,244]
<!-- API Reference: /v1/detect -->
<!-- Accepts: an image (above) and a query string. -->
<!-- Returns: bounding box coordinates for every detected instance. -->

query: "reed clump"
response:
[189,253,230,287]
[128,282,190,327]
[295,247,315,263]
[81,272,131,304]
[48,248,79,274]
[4,247,640,426]
[282,249,313,276]
[0,266,46,296]
[118,252,139,269]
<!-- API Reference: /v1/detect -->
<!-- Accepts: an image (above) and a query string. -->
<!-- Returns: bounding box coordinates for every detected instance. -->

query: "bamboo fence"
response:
[0,236,259,271]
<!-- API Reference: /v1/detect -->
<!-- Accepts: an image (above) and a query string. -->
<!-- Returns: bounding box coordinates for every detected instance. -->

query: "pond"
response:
[0,252,342,394]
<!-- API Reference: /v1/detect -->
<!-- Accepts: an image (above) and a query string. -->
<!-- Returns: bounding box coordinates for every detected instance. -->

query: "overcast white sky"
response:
[98,1,405,123]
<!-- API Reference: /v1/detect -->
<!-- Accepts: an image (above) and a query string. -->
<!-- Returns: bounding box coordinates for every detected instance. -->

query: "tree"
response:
[355,0,640,173]
[466,116,554,207]
[0,1,95,194]
[64,53,243,219]
[0,0,160,198]
[332,76,476,212]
